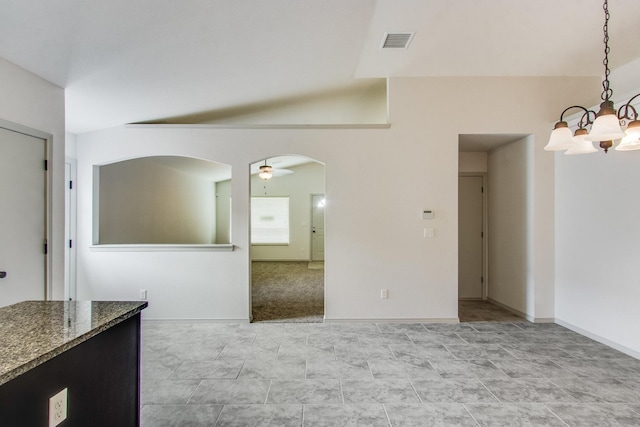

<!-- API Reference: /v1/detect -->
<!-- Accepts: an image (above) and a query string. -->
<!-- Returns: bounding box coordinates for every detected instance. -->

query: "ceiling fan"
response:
[256,160,293,180]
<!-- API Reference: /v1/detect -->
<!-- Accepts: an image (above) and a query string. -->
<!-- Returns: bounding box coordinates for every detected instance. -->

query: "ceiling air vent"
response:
[381,32,414,49]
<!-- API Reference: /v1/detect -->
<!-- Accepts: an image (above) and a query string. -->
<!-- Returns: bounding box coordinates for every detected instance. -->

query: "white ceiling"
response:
[2,0,640,134]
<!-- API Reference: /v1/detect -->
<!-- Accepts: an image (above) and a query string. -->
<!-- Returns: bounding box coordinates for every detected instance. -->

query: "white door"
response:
[311,195,325,261]
[0,127,46,307]
[458,176,484,299]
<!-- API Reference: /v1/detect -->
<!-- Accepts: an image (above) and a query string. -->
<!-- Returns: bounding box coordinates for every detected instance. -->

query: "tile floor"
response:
[141,309,640,426]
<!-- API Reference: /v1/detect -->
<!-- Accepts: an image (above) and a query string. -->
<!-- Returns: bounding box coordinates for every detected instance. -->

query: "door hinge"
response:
[69,239,73,249]
[69,180,73,190]
[481,186,484,193]
[481,276,484,283]
[43,239,48,255]
[481,231,484,238]
[43,160,48,171]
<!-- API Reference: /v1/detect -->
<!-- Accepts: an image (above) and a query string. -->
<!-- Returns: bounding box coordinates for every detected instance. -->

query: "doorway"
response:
[459,133,531,320]
[0,124,48,307]
[250,156,325,322]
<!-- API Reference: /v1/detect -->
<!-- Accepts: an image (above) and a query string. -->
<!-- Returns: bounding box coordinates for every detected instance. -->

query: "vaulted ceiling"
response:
[1,0,639,134]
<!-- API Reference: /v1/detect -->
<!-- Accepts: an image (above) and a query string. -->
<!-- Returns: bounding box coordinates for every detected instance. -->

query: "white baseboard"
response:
[486,298,529,320]
[324,318,460,324]
[555,318,640,360]
[486,298,554,323]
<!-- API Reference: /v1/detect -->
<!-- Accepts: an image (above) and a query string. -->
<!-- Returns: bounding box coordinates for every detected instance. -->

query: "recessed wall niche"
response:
[94,156,231,245]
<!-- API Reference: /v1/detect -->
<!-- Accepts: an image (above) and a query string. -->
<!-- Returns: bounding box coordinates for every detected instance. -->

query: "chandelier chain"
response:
[601,0,612,102]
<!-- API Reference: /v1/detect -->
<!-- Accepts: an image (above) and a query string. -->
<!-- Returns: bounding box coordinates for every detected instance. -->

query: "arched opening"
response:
[93,155,232,245]
[249,155,326,322]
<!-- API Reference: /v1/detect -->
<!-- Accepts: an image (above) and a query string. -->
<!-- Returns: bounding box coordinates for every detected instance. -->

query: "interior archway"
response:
[249,155,326,322]
[94,155,231,245]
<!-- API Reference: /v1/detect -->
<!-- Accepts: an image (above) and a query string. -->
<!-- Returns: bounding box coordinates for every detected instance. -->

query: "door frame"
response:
[65,159,77,300]
[310,193,325,261]
[0,118,52,300]
[458,172,488,299]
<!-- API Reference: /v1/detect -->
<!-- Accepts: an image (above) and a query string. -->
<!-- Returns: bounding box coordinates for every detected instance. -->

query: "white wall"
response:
[487,137,532,317]
[66,132,77,159]
[251,161,325,261]
[75,76,597,320]
[215,180,232,244]
[459,152,487,173]
[0,58,65,299]
[555,149,640,356]
[98,158,215,244]
[168,80,387,126]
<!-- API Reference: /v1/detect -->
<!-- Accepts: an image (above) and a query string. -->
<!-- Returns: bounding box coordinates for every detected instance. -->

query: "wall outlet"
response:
[381,289,388,299]
[49,388,67,427]
[140,289,147,300]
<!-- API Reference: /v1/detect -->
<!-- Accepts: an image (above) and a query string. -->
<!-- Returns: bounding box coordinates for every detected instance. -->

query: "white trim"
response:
[486,297,555,323]
[487,297,528,319]
[0,118,51,140]
[64,159,77,301]
[90,244,234,252]
[556,318,640,360]
[533,318,556,324]
[324,318,460,324]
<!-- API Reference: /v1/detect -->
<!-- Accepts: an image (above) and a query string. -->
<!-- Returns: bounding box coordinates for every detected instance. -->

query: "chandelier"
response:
[544,0,640,154]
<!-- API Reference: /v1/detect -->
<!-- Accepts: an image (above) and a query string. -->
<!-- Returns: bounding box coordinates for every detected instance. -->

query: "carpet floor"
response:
[252,261,324,323]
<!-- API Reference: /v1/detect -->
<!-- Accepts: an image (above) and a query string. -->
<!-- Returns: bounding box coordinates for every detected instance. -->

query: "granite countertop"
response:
[0,300,147,386]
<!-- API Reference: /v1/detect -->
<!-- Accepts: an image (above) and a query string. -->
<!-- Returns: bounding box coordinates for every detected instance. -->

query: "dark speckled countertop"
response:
[0,300,147,386]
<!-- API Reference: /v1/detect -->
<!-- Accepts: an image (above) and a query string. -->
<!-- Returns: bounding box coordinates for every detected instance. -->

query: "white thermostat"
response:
[422,210,434,220]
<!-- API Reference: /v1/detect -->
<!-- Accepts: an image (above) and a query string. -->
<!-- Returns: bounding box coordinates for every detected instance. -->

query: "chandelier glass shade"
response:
[616,120,640,151]
[544,0,640,154]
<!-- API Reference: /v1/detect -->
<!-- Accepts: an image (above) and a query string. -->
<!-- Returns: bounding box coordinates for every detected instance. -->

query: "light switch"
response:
[424,228,435,238]
[422,210,434,220]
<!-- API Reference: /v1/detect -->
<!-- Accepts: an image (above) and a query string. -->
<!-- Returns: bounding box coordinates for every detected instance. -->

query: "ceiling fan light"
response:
[259,164,273,180]
[585,104,625,141]
[544,122,574,151]
[615,120,640,151]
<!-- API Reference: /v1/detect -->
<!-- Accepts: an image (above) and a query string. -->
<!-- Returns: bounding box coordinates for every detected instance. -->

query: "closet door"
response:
[0,126,46,307]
